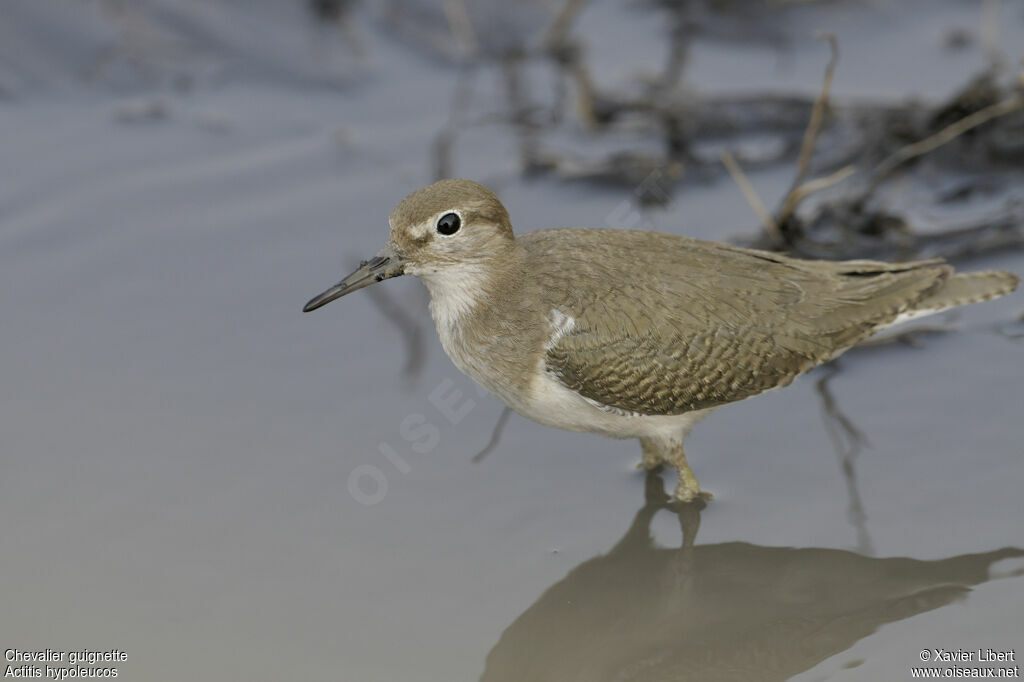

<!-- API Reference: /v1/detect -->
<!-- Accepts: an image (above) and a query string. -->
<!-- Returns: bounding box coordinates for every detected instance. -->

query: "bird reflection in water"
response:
[480,471,1023,682]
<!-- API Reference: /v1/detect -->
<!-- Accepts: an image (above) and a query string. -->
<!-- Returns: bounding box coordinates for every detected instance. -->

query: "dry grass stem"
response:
[544,0,590,49]
[869,93,1024,189]
[719,150,782,244]
[442,0,478,59]
[783,165,855,210]
[776,34,840,224]
[794,35,839,188]
[815,367,874,555]
[472,407,512,463]
[570,59,600,130]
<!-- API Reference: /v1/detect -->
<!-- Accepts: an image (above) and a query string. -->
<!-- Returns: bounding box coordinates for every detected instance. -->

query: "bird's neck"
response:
[422,264,495,335]
[418,246,536,396]
[420,247,526,335]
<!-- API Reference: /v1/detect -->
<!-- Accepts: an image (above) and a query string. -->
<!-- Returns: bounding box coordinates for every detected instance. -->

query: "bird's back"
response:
[518,228,1001,415]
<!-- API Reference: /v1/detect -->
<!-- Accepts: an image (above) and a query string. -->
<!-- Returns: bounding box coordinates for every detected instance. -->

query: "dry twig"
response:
[544,0,590,49]
[815,366,875,556]
[472,406,513,463]
[780,165,855,211]
[776,34,842,225]
[441,0,478,59]
[868,93,1024,190]
[719,150,782,244]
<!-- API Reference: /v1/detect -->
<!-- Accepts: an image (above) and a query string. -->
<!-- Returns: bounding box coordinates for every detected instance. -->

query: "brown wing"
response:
[529,229,950,416]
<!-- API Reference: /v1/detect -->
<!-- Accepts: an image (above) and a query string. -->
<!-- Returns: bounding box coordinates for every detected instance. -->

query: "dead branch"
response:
[543,0,590,50]
[441,0,478,60]
[719,149,782,244]
[776,34,841,225]
[815,365,875,556]
[472,406,513,463]
[868,93,1023,191]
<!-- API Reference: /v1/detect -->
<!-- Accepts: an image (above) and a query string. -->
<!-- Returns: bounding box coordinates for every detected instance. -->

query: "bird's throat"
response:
[422,263,493,337]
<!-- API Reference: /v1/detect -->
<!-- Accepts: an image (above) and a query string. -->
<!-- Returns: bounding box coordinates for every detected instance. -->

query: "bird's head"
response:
[303,178,515,313]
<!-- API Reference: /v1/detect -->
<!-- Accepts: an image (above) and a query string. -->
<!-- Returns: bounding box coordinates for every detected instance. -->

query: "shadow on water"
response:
[479,471,1023,682]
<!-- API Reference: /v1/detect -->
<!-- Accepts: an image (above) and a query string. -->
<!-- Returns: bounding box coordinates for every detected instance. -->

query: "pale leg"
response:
[663,441,712,503]
[637,437,664,471]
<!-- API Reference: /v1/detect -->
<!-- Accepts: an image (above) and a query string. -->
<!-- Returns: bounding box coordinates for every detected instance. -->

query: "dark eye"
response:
[436,212,460,235]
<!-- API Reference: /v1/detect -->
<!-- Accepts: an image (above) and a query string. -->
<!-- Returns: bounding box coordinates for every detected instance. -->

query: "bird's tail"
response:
[914,269,1019,314]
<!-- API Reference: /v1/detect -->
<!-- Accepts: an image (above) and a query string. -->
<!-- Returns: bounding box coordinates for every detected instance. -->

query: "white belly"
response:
[521,368,712,442]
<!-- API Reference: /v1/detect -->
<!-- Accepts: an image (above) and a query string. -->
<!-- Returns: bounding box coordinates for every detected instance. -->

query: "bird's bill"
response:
[303,245,405,312]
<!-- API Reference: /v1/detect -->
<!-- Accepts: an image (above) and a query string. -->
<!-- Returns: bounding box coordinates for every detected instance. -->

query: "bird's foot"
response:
[663,443,712,504]
[672,483,713,504]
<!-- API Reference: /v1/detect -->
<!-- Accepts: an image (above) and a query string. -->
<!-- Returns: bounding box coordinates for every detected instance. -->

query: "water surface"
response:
[1,1,1022,680]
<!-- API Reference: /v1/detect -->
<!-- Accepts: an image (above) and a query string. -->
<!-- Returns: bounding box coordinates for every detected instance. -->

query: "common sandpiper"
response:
[304,179,1019,502]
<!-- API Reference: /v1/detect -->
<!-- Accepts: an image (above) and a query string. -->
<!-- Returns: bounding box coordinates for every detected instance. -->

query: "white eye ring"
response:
[436,211,461,236]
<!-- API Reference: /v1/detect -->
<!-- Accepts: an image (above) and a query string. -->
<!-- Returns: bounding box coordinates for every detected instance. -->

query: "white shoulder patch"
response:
[545,309,576,350]
[540,309,644,418]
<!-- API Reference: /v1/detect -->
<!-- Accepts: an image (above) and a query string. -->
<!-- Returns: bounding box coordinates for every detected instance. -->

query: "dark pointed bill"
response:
[303,246,405,312]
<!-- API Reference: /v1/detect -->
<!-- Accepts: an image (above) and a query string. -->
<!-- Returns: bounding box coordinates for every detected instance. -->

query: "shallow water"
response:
[2,2,1022,681]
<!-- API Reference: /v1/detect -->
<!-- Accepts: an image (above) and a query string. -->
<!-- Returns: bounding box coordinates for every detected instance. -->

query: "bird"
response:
[303,178,1019,503]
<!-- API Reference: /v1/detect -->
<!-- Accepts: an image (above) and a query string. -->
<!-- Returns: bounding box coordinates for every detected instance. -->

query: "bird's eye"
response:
[436,212,461,236]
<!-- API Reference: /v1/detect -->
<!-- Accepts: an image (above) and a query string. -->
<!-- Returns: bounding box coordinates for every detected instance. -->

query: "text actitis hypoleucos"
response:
[304,179,1019,502]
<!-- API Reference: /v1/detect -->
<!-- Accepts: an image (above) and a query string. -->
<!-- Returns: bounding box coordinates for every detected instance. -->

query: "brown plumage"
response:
[305,179,1020,502]
[529,230,1010,415]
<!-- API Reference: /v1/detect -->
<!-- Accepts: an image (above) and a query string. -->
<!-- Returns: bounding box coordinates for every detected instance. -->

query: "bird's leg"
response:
[663,442,713,503]
[637,437,664,471]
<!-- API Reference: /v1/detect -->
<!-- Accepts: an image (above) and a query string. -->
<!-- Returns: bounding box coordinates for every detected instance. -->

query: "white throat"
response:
[414,263,491,338]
